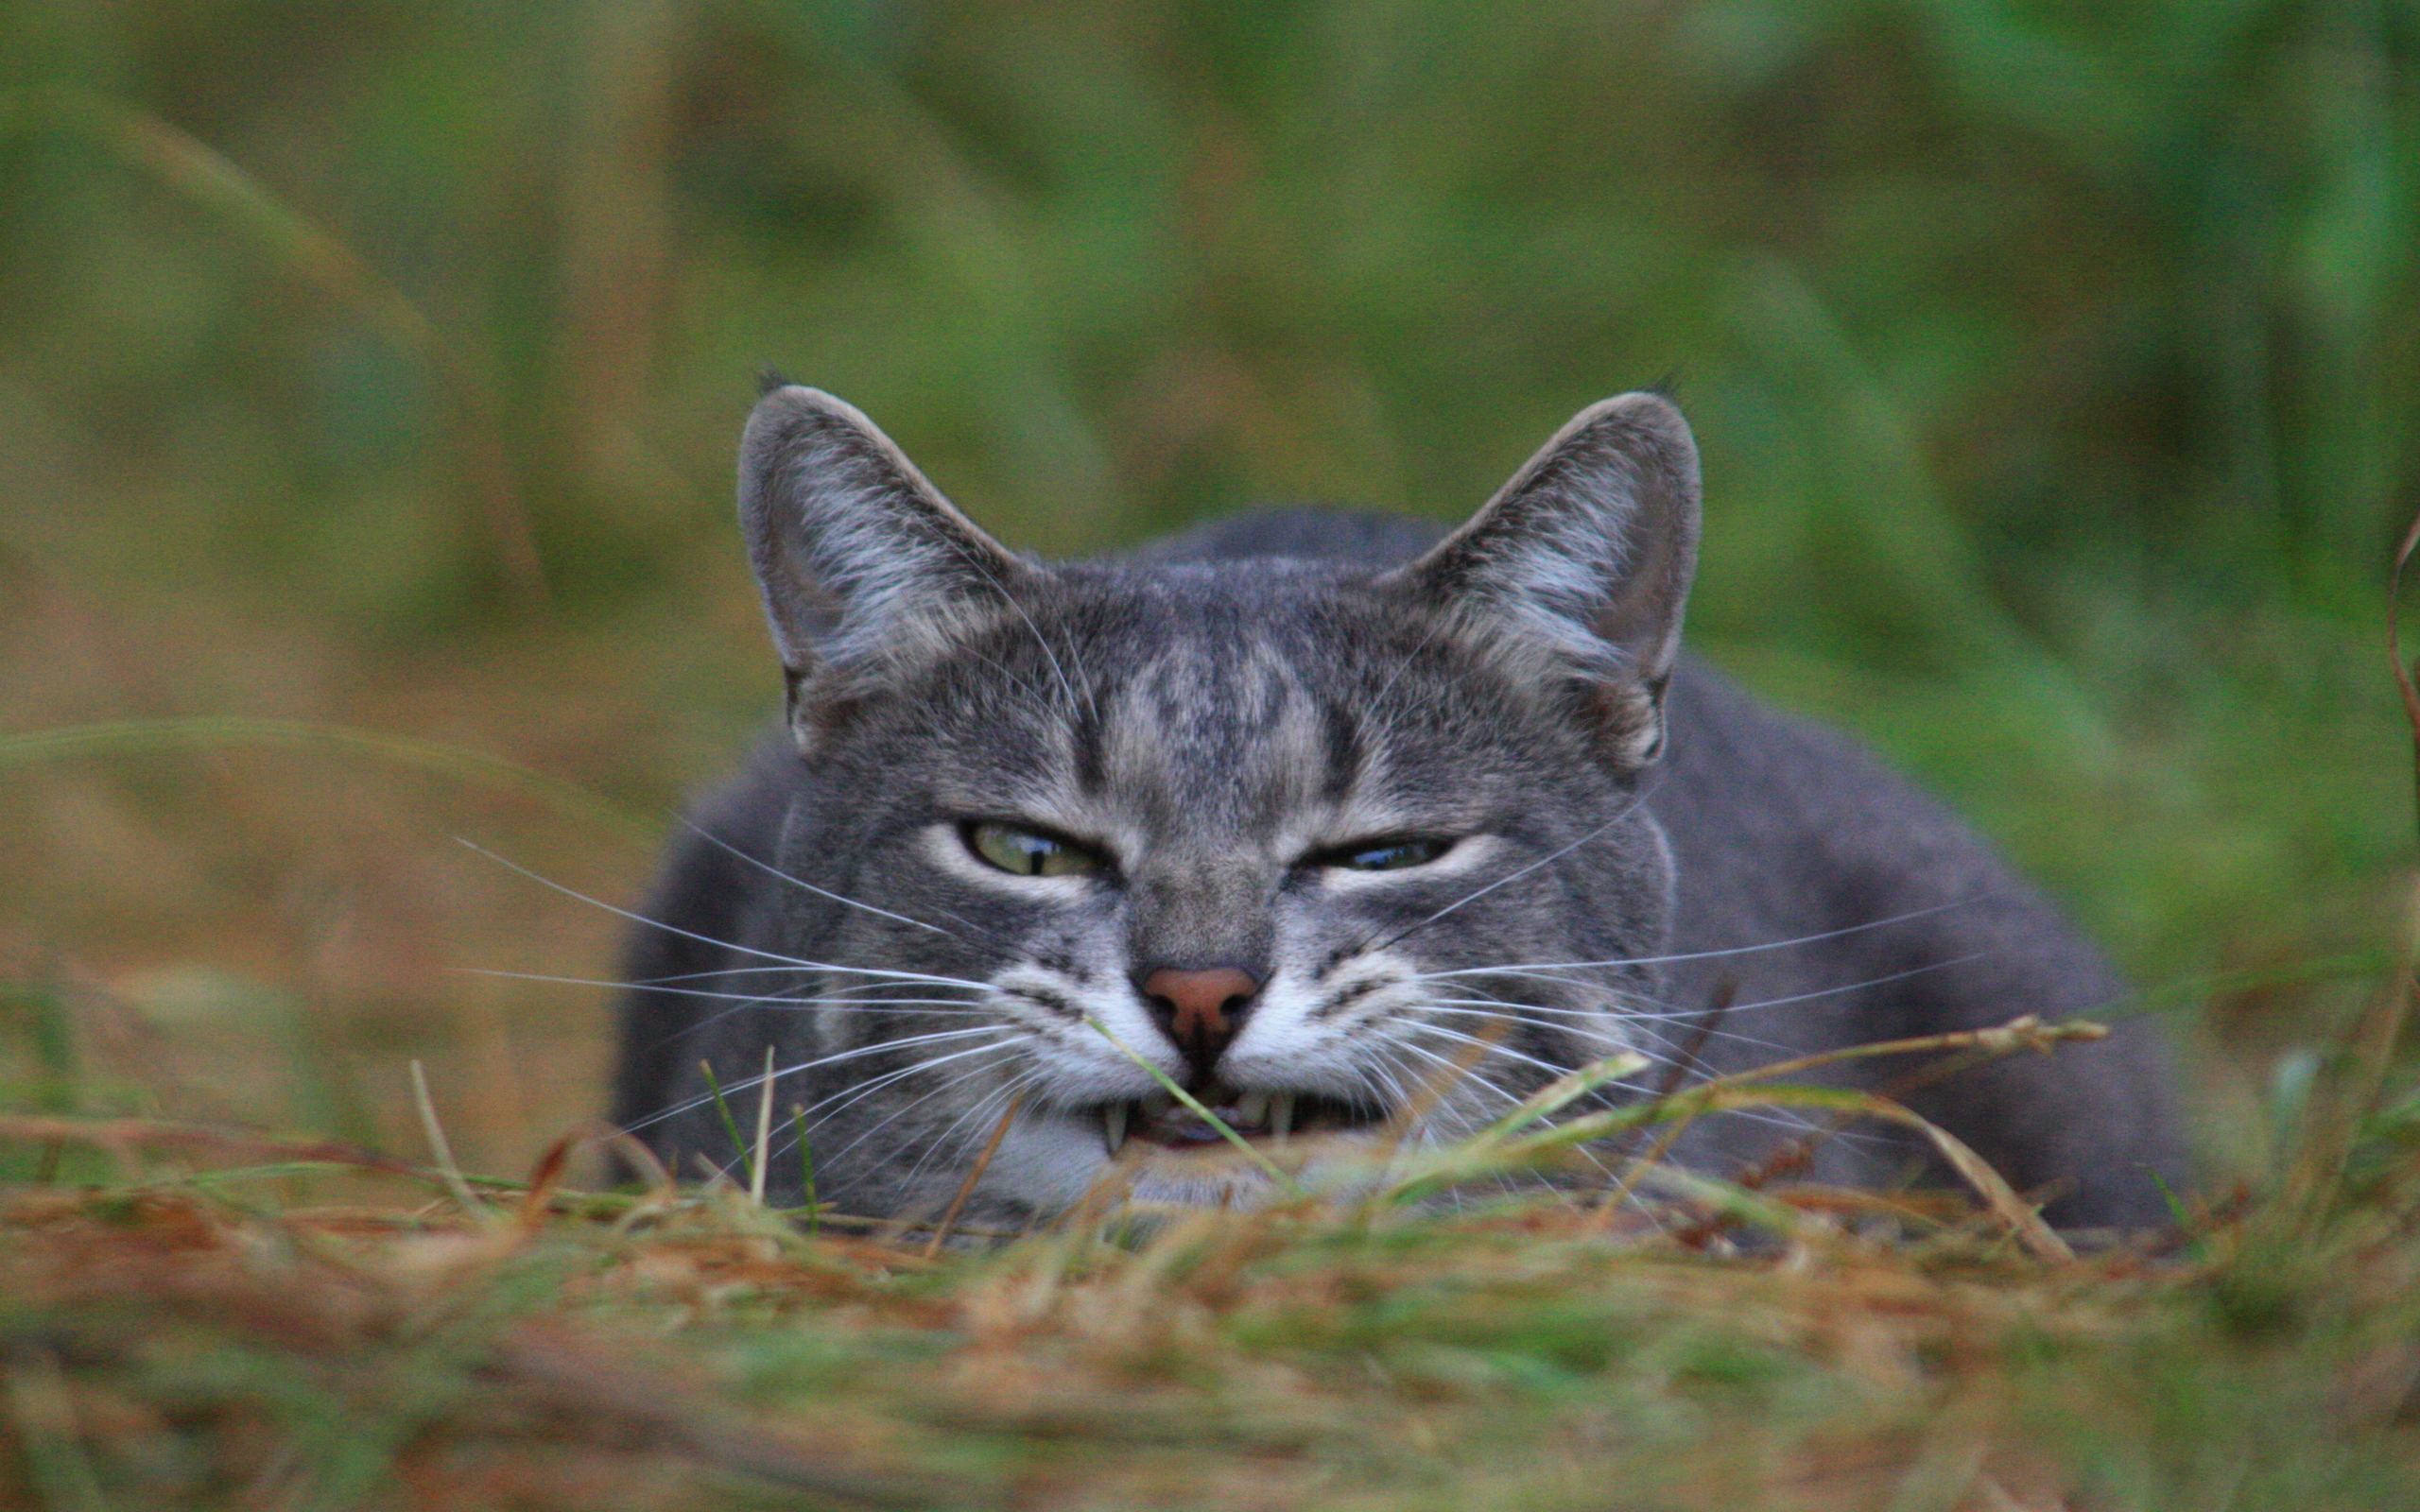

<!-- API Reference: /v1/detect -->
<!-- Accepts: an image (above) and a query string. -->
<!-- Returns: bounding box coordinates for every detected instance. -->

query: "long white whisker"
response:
[1392,1018,1899,1155]
[1415,951,1996,1031]
[1417,998,1800,1057]
[1391,1040,1623,1179]
[890,1075,1043,1199]
[1357,779,1659,956]
[462,967,991,1011]
[1401,897,1994,982]
[802,1047,1031,1177]
[683,820,1011,950]
[629,1029,1009,1135]
[1369,616,1450,712]
[752,1053,1031,1193]
[1392,1040,1530,1108]
[1686,953,1993,1019]
[1407,1022,1594,1084]
[460,837,998,989]
[949,538,1098,727]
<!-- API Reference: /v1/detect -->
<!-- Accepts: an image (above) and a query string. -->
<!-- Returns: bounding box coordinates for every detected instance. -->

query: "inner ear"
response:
[1392,391,1701,767]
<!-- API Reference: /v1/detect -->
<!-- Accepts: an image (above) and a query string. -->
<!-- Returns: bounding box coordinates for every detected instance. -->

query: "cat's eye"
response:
[962,820,1107,878]
[1319,837,1452,872]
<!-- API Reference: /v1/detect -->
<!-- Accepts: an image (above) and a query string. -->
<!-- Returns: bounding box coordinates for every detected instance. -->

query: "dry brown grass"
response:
[4,989,2417,1512]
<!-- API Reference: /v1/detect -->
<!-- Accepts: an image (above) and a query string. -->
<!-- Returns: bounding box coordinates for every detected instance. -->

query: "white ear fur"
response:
[1392,391,1701,766]
[738,386,1029,742]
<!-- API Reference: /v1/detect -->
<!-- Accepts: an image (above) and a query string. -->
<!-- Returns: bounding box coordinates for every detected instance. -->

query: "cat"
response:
[608,382,2185,1232]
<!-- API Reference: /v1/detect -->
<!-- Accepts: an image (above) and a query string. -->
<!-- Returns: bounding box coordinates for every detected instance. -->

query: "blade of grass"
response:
[1,87,550,605]
[2387,494,2420,843]
[1474,1049,1652,1142]
[924,1092,1025,1258]
[409,1060,483,1217]
[750,1044,776,1206]
[0,716,654,842]
[1702,1013,2110,1091]
[0,1114,422,1176]
[1079,1015,1304,1195]
[792,1107,820,1235]
[1623,1159,1826,1244]
[1392,1081,2072,1261]
[698,1058,752,1195]
[2,1346,113,1512]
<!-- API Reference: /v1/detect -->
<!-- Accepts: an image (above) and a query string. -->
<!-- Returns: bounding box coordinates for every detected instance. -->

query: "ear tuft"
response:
[1392,391,1701,768]
[738,387,1029,747]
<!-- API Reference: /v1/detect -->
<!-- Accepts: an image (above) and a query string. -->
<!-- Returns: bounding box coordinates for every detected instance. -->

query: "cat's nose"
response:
[1138,965,1260,1079]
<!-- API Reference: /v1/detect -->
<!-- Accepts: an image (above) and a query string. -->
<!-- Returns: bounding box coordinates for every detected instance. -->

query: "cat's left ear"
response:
[1393,391,1700,767]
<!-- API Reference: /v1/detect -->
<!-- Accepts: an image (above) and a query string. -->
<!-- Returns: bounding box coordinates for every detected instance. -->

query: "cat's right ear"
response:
[738,386,1030,748]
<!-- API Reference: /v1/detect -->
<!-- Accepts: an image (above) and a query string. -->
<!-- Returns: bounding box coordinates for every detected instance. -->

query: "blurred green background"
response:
[0,0,2411,1176]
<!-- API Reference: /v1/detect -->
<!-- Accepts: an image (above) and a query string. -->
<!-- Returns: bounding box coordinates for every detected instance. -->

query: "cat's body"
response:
[611,387,2184,1230]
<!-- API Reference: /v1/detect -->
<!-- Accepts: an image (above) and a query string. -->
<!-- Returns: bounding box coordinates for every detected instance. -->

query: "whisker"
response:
[1417,949,1999,1032]
[1369,616,1450,712]
[752,1054,1029,1192]
[683,820,1012,951]
[950,538,1099,728]
[801,1048,1032,1177]
[460,837,1000,990]
[1397,1008,1903,1155]
[731,1045,1036,1192]
[616,984,996,1072]
[1419,998,1802,1057]
[620,964,980,991]
[462,966,991,1011]
[627,1029,1010,1135]
[794,1038,1025,1129]
[1390,1039,1627,1180]
[1354,779,1660,957]
[1408,1022,1593,1085]
[1392,1040,1530,1109]
[1400,897,1995,982]
[1679,953,1992,1021]
[890,1074,1046,1198]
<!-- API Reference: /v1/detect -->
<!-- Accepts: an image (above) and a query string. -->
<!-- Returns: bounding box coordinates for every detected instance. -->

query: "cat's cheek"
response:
[985,1117,1128,1211]
[1216,969,1407,1099]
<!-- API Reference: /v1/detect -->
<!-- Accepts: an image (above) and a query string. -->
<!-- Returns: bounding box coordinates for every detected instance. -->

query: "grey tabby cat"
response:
[610,383,2184,1230]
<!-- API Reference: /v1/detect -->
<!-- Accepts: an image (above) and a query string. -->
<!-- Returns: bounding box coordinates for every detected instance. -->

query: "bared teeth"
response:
[1236,1091,1270,1126]
[1270,1092,1296,1140]
[1102,1101,1129,1154]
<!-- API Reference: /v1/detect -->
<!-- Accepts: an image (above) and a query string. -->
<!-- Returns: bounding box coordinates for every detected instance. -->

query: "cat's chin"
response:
[1114,1132,1391,1211]
[986,1106,1396,1216]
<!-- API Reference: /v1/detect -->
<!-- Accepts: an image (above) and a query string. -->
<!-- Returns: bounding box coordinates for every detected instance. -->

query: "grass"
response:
[1,0,2416,1505]
[1,988,2417,1510]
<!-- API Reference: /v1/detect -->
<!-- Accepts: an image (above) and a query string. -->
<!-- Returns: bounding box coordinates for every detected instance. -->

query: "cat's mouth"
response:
[1092,1085,1386,1155]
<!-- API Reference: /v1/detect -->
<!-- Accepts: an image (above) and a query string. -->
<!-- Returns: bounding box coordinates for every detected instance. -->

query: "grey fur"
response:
[611,386,2184,1230]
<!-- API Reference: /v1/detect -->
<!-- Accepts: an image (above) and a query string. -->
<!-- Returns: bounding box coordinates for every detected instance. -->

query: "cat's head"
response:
[735,385,1700,1216]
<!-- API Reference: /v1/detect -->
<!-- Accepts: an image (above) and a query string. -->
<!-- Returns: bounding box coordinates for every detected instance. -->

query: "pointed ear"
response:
[1392,391,1700,767]
[738,386,1030,745]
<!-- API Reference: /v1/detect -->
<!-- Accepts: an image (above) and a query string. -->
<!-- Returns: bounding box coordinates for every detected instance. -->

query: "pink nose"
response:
[1140,966,1260,1075]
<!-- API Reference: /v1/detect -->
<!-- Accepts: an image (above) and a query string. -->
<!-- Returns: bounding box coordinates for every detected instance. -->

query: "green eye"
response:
[1330,838,1451,872]
[963,821,1106,878]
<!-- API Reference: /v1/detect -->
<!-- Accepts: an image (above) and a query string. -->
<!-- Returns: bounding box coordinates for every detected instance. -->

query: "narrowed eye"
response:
[962,820,1108,878]
[1319,837,1453,872]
